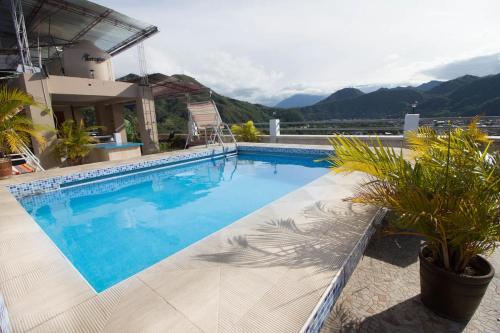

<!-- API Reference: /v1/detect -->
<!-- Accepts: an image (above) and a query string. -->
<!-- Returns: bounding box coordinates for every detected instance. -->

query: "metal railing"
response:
[249,116,500,136]
[18,142,44,171]
[419,116,500,135]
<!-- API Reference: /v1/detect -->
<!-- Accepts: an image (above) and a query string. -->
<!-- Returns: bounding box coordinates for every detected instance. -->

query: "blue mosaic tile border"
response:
[8,147,236,199]
[301,208,387,333]
[7,144,331,199]
[20,157,229,213]
[237,145,332,156]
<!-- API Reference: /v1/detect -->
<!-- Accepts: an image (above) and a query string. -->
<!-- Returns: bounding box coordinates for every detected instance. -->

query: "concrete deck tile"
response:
[140,267,220,333]
[0,231,63,284]
[28,293,109,333]
[217,266,290,329]
[29,277,202,333]
[0,257,95,332]
[227,269,329,333]
[0,196,66,284]
[0,214,41,236]
[101,278,202,333]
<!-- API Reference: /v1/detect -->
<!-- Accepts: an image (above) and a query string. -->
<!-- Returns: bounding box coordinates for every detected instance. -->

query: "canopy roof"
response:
[119,73,207,97]
[0,0,158,70]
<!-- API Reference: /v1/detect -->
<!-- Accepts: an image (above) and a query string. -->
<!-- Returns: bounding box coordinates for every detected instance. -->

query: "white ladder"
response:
[17,142,44,171]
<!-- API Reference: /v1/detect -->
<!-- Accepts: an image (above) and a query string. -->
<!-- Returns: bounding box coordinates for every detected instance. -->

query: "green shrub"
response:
[231,121,260,142]
[327,120,500,273]
[56,120,103,166]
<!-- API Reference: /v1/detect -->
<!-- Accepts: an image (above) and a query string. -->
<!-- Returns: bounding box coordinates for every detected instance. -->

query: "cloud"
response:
[102,0,500,105]
[192,51,284,101]
[422,53,500,80]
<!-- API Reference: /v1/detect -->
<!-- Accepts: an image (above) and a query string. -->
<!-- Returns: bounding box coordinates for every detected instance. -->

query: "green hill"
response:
[301,87,425,120]
[118,73,295,134]
[415,80,443,92]
[316,88,364,104]
[427,75,478,95]
[416,74,500,116]
[275,94,327,108]
[299,74,500,119]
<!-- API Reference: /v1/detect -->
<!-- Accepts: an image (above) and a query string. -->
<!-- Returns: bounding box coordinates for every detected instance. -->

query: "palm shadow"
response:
[196,201,377,274]
[365,230,422,268]
[358,296,466,333]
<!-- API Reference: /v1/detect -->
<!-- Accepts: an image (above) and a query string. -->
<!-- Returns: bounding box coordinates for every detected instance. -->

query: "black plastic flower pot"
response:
[419,245,494,322]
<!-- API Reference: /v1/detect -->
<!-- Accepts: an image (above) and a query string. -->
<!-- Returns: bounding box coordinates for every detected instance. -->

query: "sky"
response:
[101,0,500,106]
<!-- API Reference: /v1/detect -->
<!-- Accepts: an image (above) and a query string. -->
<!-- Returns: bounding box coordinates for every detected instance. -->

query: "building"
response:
[0,0,160,168]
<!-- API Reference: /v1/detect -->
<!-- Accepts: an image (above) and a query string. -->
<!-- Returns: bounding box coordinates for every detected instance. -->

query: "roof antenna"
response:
[137,42,149,86]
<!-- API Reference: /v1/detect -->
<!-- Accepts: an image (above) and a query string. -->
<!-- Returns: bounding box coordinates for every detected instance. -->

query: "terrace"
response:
[0,143,382,332]
[0,1,498,332]
[0,137,498,332]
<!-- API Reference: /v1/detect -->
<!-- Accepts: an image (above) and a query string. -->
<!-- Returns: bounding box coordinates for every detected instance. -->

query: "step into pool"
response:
[20,152,330,291]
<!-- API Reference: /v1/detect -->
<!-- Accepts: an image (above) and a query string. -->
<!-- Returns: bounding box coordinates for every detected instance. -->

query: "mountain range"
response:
[119,72,500,133]
[275,94,326,108]
[300,74,500,120]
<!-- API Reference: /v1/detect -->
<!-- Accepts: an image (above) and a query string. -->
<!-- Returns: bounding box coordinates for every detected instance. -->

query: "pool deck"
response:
[321,234,500,332]
[0,144,381,333]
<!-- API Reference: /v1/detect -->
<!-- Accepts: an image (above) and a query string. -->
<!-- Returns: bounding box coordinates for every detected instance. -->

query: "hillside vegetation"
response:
[119,72,500,135]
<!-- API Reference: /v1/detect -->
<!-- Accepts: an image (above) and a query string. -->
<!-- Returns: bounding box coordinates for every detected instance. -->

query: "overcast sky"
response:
[101,0,500,105]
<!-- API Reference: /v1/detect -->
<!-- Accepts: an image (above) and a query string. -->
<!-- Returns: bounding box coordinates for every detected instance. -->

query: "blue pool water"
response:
[20,152,329,291]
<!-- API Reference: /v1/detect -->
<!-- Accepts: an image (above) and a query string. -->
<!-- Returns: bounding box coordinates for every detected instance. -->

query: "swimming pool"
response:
[20,152,330,291]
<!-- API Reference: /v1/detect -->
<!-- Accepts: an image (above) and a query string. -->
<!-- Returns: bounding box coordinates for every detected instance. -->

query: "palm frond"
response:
[327,119,500,273]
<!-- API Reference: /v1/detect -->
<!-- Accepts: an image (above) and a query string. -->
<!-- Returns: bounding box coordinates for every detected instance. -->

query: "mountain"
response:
[301,87,423,120]
[419,74,500,116]
[299,73,500,119]
[415,80,443,92]
[275,94,326,108]
[426,75,479,95]
[316,88,364,104]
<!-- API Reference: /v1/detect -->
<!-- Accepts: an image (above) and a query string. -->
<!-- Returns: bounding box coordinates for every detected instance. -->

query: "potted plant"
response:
[0,86,48,178]
[231,120,261,142]
[327,120,499,322]
[56,120,102,166]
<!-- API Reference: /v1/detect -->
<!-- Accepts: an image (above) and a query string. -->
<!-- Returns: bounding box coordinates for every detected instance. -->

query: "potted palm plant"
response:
[327,120,499,322]
[0,86,48,178]
[56,120,102,166]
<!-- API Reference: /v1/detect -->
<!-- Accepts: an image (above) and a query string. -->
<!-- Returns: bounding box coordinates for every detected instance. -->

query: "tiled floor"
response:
[321,232,500,333]
[0,145,379,333]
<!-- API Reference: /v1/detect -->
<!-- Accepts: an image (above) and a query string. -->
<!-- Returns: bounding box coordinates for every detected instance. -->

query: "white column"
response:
[404,114,420,134]
[136,85,159,154]
[269,119,280,143]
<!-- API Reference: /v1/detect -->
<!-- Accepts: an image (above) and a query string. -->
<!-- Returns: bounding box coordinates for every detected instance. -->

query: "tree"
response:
[56,120,102,166]
[0,86,49,157]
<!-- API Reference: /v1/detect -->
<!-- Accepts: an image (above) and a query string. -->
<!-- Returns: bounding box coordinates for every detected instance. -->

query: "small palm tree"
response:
[327,120,500,274]
[231,120,260,142]
[56,120,102,166]
[0,86,48,157]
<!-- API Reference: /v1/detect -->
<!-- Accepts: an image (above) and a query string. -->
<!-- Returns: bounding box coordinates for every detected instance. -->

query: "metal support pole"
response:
[10,0,34,72]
